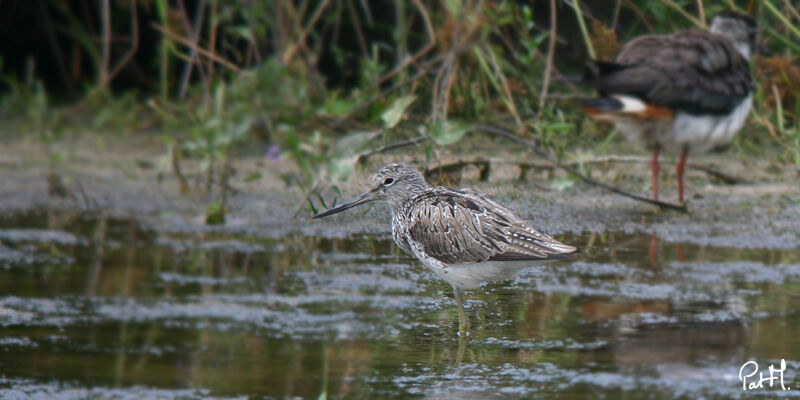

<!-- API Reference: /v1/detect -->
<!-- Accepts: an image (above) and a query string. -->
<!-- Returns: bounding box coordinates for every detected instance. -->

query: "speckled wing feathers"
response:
[405,187,576,265]
[583,30,753,114]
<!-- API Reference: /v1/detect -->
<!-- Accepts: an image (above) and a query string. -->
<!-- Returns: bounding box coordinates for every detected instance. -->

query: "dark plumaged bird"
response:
[578,11,757,204]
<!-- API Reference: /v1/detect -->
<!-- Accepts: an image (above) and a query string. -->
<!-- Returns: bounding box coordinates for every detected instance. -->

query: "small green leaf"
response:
[244,172,262,182]
[205,202,226,225]
[550,178,575,191]
[228,25,253,42]
[430,120,470,145]
[381,95,416,128]
[543,122,573,132]
[321,96,357,117]
[425,143,435,160]
[213,83,226,115]
[443,0,460,15]
[333,130,380,156]
[204,116,222,130]
[234,118,251,139]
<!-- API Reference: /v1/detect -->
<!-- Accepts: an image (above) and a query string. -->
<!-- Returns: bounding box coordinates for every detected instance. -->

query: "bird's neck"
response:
[388,183,428,212]
[389,194,418,216]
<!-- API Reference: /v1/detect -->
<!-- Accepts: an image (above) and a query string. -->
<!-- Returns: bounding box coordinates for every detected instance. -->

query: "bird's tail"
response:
[553,59,624,85]
[574,96,625,112]
[582,59,626,83]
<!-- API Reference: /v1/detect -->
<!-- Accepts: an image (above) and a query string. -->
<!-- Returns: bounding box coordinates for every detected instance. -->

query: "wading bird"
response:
[579,11,757,205]
[314,162,577,336]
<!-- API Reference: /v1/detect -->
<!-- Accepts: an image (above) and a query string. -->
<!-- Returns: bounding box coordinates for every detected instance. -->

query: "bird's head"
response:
[710,11,758,60]
[314,162,428,218]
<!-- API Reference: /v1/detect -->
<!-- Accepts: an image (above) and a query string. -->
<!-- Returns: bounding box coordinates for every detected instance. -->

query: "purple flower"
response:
[266,145,282,163]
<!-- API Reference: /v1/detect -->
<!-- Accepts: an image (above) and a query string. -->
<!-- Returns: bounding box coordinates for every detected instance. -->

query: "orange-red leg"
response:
[675,243,685,262]
[651,148,660,201]
[676,146,689,204]
[649,235,659,268]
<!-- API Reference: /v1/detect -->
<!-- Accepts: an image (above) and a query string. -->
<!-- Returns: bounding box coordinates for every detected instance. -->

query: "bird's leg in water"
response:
[651,147,660,201]
[454,287,469,337]
[676,146,689,205]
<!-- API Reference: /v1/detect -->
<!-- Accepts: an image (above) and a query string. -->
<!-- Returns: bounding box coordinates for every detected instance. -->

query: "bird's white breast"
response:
[670,95,752,153]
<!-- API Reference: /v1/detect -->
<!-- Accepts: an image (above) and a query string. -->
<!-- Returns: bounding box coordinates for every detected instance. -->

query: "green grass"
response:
[1,0,799,219]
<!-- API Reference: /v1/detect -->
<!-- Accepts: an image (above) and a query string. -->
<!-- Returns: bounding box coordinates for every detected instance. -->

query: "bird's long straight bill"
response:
[313,189,378,219]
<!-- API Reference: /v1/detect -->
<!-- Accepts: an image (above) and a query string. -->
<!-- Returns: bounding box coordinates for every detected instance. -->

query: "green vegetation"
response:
[1,1,798,220]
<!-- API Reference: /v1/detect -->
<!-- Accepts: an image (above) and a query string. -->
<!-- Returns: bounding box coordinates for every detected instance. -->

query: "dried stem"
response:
[697,0,706,27]
[99,0,111,85]
[294,181,321,219]
[484,47,523,129]
[346,0,369,57]
[357,136,429,163]
[658,0,704,27]
[359,0,374,24]
[784,0,800,23]
[622,0,655,32]
[104,0,140,86]
[281,0,332,65]
[570,0,596,59]
[764,0,800,41]
[38,0,73,93]
[538,0,557,109]
[220,155,232,211]
[177,0,207,100]
[378,0,436,85]
[772,84,785,135]
[421,155,746,184]
[474,124,688,212]
[170,142,190,193]
[152,23,241,72]
[209,2,220,73]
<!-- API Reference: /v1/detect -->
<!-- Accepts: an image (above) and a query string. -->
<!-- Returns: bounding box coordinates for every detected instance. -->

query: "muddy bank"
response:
[1,137,797,249]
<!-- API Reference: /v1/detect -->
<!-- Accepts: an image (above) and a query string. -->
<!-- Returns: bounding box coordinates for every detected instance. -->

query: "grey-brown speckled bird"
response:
[314,162,577,336]
[579,11,757,204]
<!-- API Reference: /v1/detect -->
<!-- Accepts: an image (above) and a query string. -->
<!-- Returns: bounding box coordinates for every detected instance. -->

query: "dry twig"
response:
[357,136,429,163]
[281,0,332,65]
[177,0,208,99]
[378,0,436,85]
[474,124,688,212]
[538,0,557,109]
[659,0,705,27]
[152,23,241,72]
[104,0,140,86]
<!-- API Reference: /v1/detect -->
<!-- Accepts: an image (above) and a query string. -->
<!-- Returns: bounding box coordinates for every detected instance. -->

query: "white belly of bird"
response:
[611,94,752,154]
[670,95,752,153]
[426,260,554,290]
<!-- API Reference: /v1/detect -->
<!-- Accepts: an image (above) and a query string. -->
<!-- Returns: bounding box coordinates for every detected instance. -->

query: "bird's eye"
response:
[383,178,395,185]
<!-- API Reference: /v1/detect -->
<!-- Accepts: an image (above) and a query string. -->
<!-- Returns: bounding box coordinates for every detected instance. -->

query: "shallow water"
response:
[1,210,799,399]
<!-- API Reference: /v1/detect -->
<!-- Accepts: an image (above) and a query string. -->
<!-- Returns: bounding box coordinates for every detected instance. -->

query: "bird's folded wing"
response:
[406,188,576,265]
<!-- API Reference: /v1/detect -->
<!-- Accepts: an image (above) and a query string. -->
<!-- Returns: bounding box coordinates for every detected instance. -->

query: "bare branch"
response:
[104,0,140,86]
[152,23,241,72]
[539,0,557,109]
[474,124,688,212]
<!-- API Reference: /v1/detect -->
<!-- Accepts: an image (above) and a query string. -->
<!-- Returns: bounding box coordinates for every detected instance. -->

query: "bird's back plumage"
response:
[582,29,753,115]
[393,187,576,266]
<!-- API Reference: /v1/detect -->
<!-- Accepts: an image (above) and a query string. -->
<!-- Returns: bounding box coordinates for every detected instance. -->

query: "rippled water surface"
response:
[1,210,799,399]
